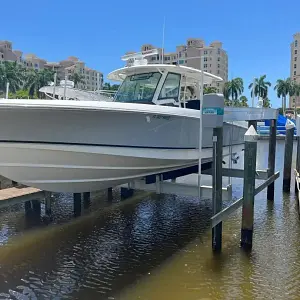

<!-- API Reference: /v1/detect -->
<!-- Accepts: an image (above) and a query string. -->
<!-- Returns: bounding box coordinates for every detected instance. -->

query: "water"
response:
[0,141,299,299]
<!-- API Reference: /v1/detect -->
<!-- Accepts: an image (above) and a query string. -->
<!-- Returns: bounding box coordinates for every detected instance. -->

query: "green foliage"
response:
[103,82,120,91]
[249,75,271,99]
[8,89,38,99]
[223,78,244,106]
[263,97,271,108]
[0,61,25,93]
[70,72,85,88]
[239,95,248,107]
[203,86,218,94]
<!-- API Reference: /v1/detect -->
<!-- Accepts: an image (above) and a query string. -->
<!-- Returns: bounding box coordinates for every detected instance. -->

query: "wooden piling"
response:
[107,187,113,201]
[241,125,258,250]
[267,119,276,200]
[121,187,134,200]
[212,127,223,251]
[45,191,52,216]
[32,200,41,215]
[24,201,32,214]
[73,193,82,217]
[83,192,91,209]
[283,120,295,192]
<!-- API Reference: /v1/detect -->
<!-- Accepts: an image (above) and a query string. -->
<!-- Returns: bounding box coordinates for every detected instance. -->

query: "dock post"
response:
[212,126,223,252]
[45,192,52,216]
[121,187,134,200]
[24,201,32,215]
[107,187,113,201]
[32,200,41,215]
[73,193,82,217]
[241,125,258,250]
[267,119,276,200]
[83,192,91,209]
[283,120,295,192]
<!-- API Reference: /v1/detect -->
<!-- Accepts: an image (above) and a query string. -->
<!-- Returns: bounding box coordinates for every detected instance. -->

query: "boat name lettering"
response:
[152,115,171,120]
[202,107,224,115]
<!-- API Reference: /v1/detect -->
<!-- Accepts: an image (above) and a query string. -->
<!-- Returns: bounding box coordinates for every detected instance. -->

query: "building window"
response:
[217,82,220,87]
[218,48,221,54]
[217,70,220,74]
[204,57,208,62]
[204,50,208,55]
[218,64,220,68]
[295,64,297,69]
[295,50,298,55]
[295,57,297,61]
[217,57,220,61]
[204,64,208,68]
[294,71,297,76]
[296,40,298,47]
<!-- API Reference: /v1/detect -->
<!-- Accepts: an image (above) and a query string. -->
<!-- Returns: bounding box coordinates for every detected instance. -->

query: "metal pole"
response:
[267,119,276,200]
[212,127,223,251]
[241,125,258,250]
[161,16,165,64]
[64,74,67,100]
[283,120,295,192]
[52,73,57,99]
[5,82,9,99]
[198,55,204,197]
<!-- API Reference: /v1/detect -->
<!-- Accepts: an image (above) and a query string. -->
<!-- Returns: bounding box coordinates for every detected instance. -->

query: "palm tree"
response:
[0,61,24,93]
[248,75,271,107]
[70,72,84,88]
[223,78,244,106]
[24,69,54,97]
[274,78,291,115]
[204,86,218,94]
[239,95,248,107]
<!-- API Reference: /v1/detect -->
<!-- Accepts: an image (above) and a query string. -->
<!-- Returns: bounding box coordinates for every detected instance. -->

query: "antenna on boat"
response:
[161,16,166,64]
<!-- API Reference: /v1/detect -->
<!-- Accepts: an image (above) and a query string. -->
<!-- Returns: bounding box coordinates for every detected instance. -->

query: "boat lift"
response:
[121,103,280,251]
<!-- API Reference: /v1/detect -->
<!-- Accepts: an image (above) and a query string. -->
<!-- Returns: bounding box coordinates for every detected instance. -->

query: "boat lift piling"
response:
[267,119,277,200]
[283,120,295,192]
[240,126,258,249]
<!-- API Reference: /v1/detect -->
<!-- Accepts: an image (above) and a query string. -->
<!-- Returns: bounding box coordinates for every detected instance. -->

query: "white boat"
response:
[0,52,247,193]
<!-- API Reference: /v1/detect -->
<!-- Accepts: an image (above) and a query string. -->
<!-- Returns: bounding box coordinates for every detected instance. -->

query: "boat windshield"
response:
[114,72,162,103]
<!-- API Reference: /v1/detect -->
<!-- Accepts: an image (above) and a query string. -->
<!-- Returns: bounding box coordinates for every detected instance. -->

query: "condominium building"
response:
[125,38,228,93]
[0,40,103,91]
[290,33,300,108]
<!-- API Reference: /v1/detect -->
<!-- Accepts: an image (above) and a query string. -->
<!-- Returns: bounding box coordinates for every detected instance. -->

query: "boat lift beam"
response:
[202,167,270,180]
[211,171,280,228]
[123,179,232,201]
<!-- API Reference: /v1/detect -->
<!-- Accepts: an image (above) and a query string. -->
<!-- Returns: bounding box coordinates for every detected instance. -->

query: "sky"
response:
[1,0,300,108]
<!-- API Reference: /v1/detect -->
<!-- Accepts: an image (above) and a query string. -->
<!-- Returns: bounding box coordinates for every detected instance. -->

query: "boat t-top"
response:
[0,50,247,193]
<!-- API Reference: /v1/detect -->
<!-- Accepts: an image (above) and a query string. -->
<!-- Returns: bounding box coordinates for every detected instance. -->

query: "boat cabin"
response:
[107,53,223,107]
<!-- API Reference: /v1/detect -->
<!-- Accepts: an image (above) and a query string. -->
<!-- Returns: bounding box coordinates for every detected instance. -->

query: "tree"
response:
[263,97,271,108]
[204,86,218,94]
[70,72,84,88]
[8,89,37,99]
[248,75,271,101]
[239,95,248,107]
[0,61,25,93]
[223,78,244,106]
[274,78,291,114]
[24,69,54,97]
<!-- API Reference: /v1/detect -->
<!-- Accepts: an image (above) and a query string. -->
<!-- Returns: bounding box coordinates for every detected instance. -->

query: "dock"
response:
[0,187,44,209]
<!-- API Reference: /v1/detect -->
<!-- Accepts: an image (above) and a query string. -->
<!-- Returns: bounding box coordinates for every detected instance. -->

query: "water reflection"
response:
[0,141,298,299]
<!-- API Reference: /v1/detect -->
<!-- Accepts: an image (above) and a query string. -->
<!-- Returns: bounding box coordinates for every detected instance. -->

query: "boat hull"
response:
[0,100,247,192]
[0,143,243,193]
